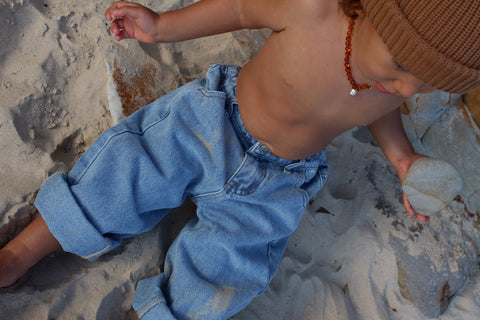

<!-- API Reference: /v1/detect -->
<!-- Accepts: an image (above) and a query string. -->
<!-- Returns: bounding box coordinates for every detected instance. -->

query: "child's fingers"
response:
[115,30,133,41]
[110,20,134,40]
[105,1,125,20]
[402,193,414,216]
[403,193,430,223]
[105,1,140,20]
[109,19,124,36]
[112,5,146,21]
[110,25,133,41]
[415,213,430,223]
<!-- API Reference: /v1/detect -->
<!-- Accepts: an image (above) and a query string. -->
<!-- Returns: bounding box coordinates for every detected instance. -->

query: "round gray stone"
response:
[402,157,463,216]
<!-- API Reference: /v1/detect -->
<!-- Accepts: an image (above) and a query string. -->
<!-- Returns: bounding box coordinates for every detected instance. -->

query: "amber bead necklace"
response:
[345,16,372,96]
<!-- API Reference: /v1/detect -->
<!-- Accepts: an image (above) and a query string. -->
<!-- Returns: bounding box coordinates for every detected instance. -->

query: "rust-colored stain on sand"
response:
[112,62,165,117]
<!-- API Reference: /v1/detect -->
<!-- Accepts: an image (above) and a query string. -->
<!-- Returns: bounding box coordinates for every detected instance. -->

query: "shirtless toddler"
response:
[1,0,480,318]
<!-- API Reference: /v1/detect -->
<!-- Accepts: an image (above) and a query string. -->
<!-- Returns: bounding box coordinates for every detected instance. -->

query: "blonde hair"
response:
[338,0,363,18]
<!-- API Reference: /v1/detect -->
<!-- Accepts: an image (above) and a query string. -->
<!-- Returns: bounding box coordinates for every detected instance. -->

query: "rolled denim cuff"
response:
[34,172,119,261]
[132,274,177,320]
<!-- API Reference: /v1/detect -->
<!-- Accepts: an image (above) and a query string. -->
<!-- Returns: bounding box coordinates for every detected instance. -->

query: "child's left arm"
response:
[367,108,430,222]
[105,0,289,44]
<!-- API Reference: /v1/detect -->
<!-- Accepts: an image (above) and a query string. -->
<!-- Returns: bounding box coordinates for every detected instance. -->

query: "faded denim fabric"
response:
[35,64,329,319]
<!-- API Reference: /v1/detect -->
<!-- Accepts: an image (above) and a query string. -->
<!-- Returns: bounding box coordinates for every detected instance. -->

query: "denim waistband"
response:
[207,64,328,171]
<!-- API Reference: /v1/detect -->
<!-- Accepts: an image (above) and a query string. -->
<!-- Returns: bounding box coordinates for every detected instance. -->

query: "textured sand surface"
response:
[1,1,480,319]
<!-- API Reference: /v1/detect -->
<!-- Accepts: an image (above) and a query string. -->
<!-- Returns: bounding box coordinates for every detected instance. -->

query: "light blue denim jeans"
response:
[35,64,329,319]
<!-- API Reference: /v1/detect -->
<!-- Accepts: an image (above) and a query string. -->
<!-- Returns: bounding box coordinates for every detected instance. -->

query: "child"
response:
[1,0,479,318]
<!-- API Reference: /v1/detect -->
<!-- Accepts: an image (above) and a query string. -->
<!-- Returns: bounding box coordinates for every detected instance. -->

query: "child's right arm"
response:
[105,0,294,44]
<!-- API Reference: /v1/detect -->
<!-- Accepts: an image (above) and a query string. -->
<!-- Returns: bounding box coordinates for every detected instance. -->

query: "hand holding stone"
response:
[402,158,463,216]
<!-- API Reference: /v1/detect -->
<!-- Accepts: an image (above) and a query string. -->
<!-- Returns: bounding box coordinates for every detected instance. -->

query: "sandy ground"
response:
[1,1,480,319]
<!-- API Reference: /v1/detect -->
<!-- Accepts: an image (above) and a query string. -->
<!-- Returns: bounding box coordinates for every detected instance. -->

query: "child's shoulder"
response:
[240,0,339,30]
[282,0,340,19]
[284,0,344,31]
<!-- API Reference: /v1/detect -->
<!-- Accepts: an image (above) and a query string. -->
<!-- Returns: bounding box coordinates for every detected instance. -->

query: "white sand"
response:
[2,1,480,319]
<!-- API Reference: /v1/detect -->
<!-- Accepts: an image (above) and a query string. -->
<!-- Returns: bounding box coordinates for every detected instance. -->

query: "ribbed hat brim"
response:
[361,0,480,93]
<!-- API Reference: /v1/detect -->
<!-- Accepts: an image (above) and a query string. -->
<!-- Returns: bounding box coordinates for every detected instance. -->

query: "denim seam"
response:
[225,164,265,196]
[192,154,249,203]
[193,152,267,202]
[196,88,226,99]
[294,171,309,208]
[75,88,224,183]
[136,296,166,318]
[225,179,259,195]
[231,118,252,151]
[191,187,227,203]
[74,111,169,182]
[263,240,276,294]
[83,242,115,260]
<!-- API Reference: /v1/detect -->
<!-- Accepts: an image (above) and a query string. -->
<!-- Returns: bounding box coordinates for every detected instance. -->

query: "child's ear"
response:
[354,8,365,19]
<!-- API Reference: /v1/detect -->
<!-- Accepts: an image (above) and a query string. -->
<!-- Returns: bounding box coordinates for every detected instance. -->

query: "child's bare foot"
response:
[0,248,28,287]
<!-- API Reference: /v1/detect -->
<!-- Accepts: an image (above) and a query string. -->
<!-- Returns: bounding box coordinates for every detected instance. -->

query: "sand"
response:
[1,1,480,319]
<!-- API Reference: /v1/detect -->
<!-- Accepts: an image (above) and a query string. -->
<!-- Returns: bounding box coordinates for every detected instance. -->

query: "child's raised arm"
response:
[105,0,291,43]
[367,108,430,222]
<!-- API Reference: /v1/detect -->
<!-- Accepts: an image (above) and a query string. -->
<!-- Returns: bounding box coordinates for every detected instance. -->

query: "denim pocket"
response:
[225,154,266,196]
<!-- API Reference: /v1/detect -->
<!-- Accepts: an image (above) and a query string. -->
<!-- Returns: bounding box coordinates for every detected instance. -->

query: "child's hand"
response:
[395,154,431,223]
[105,1,161,43]
[402,192,429,223]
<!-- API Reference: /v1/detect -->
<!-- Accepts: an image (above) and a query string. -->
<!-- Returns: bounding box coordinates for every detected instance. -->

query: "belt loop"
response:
[284,159,305,173]
[247,142,262,155]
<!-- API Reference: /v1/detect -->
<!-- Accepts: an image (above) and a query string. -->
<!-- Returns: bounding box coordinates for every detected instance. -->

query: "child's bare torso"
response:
[236,5,406,160]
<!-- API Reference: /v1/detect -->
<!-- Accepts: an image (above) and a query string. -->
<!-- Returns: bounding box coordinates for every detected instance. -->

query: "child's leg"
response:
[0,215,60,287]
[132,143,329,319]
[1,81,211,287]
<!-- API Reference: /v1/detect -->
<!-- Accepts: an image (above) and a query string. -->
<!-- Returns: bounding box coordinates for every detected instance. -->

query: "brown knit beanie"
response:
[360,0,480,93]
